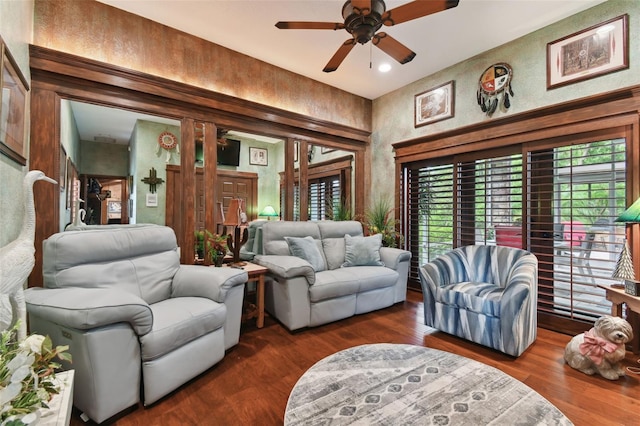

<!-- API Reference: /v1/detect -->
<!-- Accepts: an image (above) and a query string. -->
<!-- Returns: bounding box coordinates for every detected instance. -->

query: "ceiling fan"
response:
[276,0,460,73]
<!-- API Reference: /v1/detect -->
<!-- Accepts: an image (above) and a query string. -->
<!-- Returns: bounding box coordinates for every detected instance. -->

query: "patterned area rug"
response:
[285,343,572,425]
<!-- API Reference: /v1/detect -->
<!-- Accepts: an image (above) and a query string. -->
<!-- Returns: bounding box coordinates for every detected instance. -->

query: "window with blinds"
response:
[402,136,626,327]
[404,162,454,284]
[528,138,626,321]
[458,153,523,248]
[281,156,352,221]
[308,177,340,220]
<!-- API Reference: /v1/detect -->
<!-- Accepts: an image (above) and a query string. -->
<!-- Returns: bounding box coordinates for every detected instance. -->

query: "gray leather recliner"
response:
[24,225,247,424]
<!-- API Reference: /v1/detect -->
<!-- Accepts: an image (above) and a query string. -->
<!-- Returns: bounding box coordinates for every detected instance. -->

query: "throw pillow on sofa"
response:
[322,237,346,270]
[285,236,326,272]
[343,234,384,267]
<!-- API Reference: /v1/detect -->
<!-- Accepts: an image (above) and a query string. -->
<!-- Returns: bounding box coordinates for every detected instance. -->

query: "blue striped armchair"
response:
[419,245,538,357]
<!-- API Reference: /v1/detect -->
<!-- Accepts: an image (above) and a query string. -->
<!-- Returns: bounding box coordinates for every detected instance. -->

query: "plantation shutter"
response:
[528,138,626,323]
[404,161,454,286]
[457,151,523,248]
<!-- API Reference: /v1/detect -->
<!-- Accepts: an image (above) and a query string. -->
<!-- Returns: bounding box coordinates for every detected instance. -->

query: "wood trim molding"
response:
[28,46,369,286]
[29,45,371,145]
[393,84,640,163]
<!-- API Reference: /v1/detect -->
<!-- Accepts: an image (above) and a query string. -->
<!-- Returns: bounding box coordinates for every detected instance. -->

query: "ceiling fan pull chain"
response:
[369,42,372,69]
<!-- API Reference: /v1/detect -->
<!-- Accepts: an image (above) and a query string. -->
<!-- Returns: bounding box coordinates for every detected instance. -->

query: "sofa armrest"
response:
[24,287,153,335]
[172,265,248,302]
[379,247,411,270]
[253,255,316,285]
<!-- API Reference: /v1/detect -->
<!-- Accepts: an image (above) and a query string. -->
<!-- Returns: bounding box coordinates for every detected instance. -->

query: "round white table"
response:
[285,343,572,425]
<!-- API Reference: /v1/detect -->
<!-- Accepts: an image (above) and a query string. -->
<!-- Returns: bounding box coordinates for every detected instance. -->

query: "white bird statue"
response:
[0,170,56,340]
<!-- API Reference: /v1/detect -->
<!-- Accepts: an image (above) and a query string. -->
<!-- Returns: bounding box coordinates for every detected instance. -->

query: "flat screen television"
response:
[217,138,241,166]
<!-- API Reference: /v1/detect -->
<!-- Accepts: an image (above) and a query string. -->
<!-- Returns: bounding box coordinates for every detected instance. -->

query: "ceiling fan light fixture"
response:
[276,0,459,72]
[342,0,386,44]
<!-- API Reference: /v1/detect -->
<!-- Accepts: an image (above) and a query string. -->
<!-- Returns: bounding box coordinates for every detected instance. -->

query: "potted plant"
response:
[0,322,72,425]
[363,197,403,248]
[204,230,228,267]
[194,230,228,265]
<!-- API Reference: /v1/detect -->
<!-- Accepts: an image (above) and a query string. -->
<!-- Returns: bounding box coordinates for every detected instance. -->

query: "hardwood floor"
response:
[70,290,639,425]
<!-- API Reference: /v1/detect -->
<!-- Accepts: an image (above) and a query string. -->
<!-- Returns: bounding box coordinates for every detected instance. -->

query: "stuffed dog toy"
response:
[564,315,633,380]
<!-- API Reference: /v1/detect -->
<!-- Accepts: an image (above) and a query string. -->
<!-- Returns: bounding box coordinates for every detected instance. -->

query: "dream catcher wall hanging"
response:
[156,131,180,163]
[477,63,514,116]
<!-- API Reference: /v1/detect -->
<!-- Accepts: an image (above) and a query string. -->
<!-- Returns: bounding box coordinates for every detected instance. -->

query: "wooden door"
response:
[216,170,258,232]
[165,166,258,240]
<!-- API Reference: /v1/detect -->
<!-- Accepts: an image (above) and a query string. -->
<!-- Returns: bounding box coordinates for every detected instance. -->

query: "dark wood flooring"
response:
[70,290,640,425]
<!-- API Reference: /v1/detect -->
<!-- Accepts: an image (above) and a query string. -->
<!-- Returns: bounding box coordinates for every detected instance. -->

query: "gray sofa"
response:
[254,220,411,331]
[24,225,247,424]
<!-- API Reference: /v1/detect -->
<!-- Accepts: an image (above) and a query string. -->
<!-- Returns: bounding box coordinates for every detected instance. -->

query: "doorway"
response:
[80,175,129,225]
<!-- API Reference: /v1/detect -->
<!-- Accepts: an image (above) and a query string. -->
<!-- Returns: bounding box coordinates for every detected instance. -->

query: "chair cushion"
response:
[343,234,384,267]
[140,297,227,361]
[437,282,503,317]
[310,267,397,302]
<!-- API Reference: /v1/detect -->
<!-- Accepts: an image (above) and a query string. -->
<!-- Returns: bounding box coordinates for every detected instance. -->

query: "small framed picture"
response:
[107,200,122,214]
[0,39,29,166]
[249,147,268,166]
[321,146,336,154]
[547,14,628,90]
[414,80,455,128]
[59,146,67,192]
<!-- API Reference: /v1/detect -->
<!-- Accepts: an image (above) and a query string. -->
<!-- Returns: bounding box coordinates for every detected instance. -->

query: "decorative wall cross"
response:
[141,167,164,193]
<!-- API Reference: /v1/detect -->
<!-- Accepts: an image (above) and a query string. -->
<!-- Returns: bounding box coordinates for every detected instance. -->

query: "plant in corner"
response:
[0,322,72,425]
[363,197,403,248]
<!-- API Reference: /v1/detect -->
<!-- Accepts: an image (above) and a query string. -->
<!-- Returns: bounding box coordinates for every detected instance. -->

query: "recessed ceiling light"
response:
[378,63,391,73]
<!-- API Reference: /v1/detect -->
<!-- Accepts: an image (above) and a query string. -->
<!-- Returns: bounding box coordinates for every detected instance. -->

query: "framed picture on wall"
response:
[0,38,29,166]
[249,147,268,166]
[321,146,336,154]
[547,14,628,90]
[414,80,455,128]
[59,146,67,192]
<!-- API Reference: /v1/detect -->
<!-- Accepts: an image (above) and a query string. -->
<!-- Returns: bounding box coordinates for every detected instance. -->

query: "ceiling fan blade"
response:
[382,0,460,26]
[275,21,344,30]
[323,39,357,73]
[373,33,416,64]
[350,0,372,15]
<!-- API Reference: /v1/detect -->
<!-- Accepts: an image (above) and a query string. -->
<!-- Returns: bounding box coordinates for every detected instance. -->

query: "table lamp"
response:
[223,198,248,266]
[259,205,279,220]
[613,197,640,295]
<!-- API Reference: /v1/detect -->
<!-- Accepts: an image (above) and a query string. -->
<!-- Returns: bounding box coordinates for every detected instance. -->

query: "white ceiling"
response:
[77,0,607,144]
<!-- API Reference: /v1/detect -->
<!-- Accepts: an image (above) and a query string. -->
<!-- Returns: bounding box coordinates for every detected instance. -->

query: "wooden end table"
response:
[225,261,268,328]
[597,283,640,353]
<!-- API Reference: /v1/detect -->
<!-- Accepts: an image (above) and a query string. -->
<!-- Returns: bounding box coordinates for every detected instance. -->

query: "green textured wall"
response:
[371,0,640,203]
[0,0,33,248]
[134,120,180,225]
[80,141,129,176]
